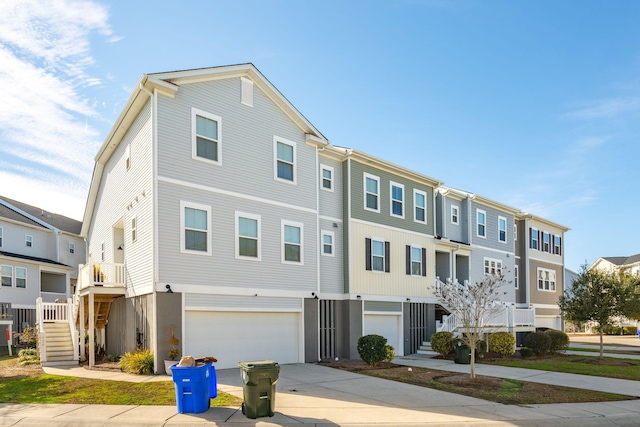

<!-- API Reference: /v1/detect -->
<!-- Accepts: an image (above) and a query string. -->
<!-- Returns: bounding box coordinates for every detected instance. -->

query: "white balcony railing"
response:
[78,262,126,291]
[514,308,535,326]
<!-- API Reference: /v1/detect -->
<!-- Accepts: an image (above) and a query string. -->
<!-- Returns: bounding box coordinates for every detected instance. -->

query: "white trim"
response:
[69,242,75,254]
[158,176,317,214]
[528,256,564,267]
[389,181,405,219]
[131,215,137,243]
[531,227,539,250]
[514,264,519,290]
[351,218,436,239]
[0,226,2,247]
[370,236,385,273]
[235,211,261,261]
[413,189,427,224]
[536,267,557,292]
[319,215,342,223]
[409,244,423,277]
[514,223,518,241]
[191,107,222,166]
[476,209,486,238]
[450,205,459,225]
[363,172,380,213]
[321,230,335,257]
[1,264,13,287]
[125,144,131,170]
[531,303,562,309]
[363,310,403,316]
[281,219,304,265]
[180,201,212,256]
[483,257,503,275]
[274,136,297,185]
[25,234,33,247]
[320,164,334,192]
[498,216,507,243]
[240,76,254,107]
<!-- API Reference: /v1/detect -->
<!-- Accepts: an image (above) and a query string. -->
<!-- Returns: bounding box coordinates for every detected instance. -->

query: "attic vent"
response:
[241,77,253,107]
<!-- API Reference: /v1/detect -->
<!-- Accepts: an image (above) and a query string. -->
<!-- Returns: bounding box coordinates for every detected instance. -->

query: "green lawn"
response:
[483,355,640,381]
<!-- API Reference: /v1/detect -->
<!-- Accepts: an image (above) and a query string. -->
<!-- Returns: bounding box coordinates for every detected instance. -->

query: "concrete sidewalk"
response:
[0,362,637,426]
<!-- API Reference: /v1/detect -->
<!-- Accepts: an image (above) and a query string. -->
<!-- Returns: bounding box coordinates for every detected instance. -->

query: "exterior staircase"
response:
[36,298,79,367]
[40,322,75,366]
[416,341,437,355]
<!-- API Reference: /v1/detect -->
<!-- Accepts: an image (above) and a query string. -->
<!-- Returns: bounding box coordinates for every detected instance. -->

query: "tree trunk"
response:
[599,328,604,359]
[470,344,476,379]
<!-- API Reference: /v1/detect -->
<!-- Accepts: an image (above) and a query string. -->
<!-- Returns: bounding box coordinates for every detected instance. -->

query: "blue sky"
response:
[1,0,639,272]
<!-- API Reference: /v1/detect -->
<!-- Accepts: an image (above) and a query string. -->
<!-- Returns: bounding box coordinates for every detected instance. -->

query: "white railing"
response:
[78,262,126,290]
[514,308,535,326]
[36,297,79,362]
[40,291,68,303]
[36,297,47,362]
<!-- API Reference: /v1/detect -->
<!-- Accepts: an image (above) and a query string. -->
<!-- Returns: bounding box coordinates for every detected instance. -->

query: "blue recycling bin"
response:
[171,362,216,413]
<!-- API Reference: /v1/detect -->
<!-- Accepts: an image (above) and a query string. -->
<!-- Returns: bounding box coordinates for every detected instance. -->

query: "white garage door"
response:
[363,314,402,356]
[536,316,561,330]
[185,311,301,370]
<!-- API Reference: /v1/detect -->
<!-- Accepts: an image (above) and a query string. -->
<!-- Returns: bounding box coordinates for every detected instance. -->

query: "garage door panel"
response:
[185,311,300,369]
[363,314,402,356]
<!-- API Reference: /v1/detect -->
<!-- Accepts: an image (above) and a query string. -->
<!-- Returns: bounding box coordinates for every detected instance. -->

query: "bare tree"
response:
[434,273,509,378]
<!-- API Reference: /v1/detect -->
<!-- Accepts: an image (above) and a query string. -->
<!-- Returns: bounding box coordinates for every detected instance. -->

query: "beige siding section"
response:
[529,259,564,305]
[87,100,154,296]
[350,221,435,298]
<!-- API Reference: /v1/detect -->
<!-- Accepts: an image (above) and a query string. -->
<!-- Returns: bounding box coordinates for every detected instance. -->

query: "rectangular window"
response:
[498,216,507,243]
[321,230,334,256]
[236,212,260,260]
[101,242,105,262]
[537,268,556,292]
[553,235,562,255]
[365,238,390,273]
[514,223,518,241]
[69,243,75,254]
[530,228,539,250]
[1,265,12,287]
[320,164,333,191]
[241,76,254,107]
[181,201,211,255]
[0,227,2,247]
[542,232,550,252]
[414,189,427,224]
[406,245,426,276]
[25,235,33,247]
[451,205,459,225]
[364,173,380,212]
[131,217,137,243]
[16,267,26,288]
[484,257,502,275]
[477,209,486,237]
[125,144,131,170]
[282,221,303,264]
[514,265,519,289]
[274,137,296,183]
[390,182,404,218]
[372,239,385,272]
[192,108,221,164]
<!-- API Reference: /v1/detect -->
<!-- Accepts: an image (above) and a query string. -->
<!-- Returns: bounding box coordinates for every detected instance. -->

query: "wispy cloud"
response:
[0,0,116,219]
[564,97,640,120]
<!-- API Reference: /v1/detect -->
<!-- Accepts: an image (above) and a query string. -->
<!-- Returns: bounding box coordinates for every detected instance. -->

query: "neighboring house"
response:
[591,255,640,276]
[0,196,84,353]
[515,213,569,332]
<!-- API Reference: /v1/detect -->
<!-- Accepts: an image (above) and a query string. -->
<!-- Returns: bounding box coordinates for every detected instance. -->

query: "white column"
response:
[79,295,86,362]
[89,292,95,367]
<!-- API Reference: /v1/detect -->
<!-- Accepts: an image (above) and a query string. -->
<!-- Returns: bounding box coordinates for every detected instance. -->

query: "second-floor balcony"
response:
[78,262,126,291]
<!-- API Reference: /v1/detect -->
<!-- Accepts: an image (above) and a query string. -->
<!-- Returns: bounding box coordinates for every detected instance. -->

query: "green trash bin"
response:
[238,360,280,419]
[454,342,471,364]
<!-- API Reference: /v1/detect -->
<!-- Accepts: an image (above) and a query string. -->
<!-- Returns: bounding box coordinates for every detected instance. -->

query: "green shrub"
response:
[357,334,388,365]
[623,326,638,335]
[519,347,534,358]
[489,332,515,358]
[430,332,455,356]
[119,349,154,374]
[105,354,120,362]
[525,332,551,355]
[544,329,569,353]
[14,326,38,347]
[18,347,40,366]
[385,344,395,362]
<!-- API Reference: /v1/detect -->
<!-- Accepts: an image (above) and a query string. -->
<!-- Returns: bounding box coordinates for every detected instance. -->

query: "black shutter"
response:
[384,241,391,273]
[529,228,532,249]
[559,237,562,255]
[421,248,427,276]
[365,238,372,271]
[406,245,411,275]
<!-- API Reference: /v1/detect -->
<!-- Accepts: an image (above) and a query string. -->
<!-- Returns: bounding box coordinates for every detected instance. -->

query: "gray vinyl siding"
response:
[364,301,402,313]
[87,100,154,295]
[57,234,85,279]
[156,78,317,212]
[435,193,443,237]
[515,256,526,304]
[470,201,514,252]
[185,294,302,311]
[318,156,343,220]
[157,180,317,292]
[342,161,350,294]
[469,248,516,302]
[444,197,467,243]
[349,161,435,236]
[0,262,42,306]
[319,218,343,294]
[0,223,53,260]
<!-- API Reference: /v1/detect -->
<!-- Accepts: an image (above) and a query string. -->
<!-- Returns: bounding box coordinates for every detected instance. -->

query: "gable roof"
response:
[0,250,72,268]
[0,196,82,235]
[602,254,640,266]
[82,63,329,236]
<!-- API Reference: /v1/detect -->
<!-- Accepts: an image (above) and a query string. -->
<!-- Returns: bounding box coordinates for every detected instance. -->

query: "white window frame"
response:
[514,265,519,290]
[390,181,405,219]
[413,189,427,224]
[273,136,297,184]
[498,216,507,243]
[476,209,486,238]
[69,242,75,254]
[531,228,539,250]
[553,235,561,255]
[514,223,518,241]
[320,164,334,192]
[542,232,550,252]
[100,242,105,262]
[180,201,212,256]
[537,268,557,292]
[282,220,304,265]
[0,226,3,247]
[1,265,12,287]
[131,216,137,243]
[484,257,502,276]
[125,144,131,170]
[410,245,423,277]
[371,237,385,272]
[451,205,459,225]
[240,76,254,107]
[192,107,222,165]
[16,267,26,288]
[25,235,33,247]
[321,230,334,257]
[235,212,261,261]
[363,173,380,213]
